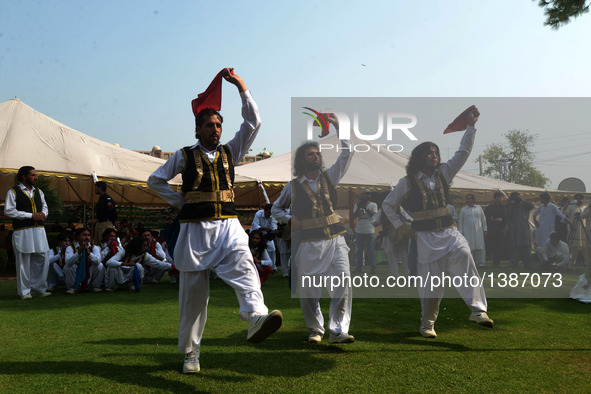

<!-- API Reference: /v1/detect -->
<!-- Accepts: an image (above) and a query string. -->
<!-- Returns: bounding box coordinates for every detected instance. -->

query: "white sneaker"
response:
[34,291,52,298]
[90,288,102,293]
[20,294,32,300]
[183,350,200,374]
[66,289,76,295]
[247,310,283,343]
[329,332,355,344]
[308,333,322,344]
[469,312,494,328]
[420,327,437,338]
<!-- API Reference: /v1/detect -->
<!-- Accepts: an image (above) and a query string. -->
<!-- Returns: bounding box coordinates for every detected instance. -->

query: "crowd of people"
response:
[4,69,590,375]
[454,191,591,271]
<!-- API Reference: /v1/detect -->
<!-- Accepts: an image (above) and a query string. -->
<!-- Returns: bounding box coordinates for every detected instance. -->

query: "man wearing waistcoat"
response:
[382,108,493,339]
[148,68,282,374]
[272,114,355,345]
[4,166,51,299]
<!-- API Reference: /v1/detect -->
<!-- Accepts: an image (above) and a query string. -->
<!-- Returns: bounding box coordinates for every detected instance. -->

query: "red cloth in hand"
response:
[257,265,273,284]
[191,69,234,117]
[444,105,476,134]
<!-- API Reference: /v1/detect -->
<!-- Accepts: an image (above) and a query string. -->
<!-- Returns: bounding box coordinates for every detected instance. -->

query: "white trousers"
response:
[47,263,66,289]
[280,252,291,276]
[178,243,268,355]
[267,240,277,271]
[64,263,105,290]
[106,264,145,288]
[297,238,352,336]
[471,249,486,267]
[418,244,487,330]
[15,251,49,297]
[277,238,291,276]
[142,265,168,283]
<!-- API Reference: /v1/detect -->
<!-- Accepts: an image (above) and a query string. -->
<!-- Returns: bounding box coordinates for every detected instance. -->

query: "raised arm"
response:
[225,70,262,164]
[439,108,480,182]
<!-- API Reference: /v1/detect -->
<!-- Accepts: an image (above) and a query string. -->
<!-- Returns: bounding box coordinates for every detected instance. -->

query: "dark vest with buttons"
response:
[11,186,45,230]
[291,172,346,242]
[401,171,454,232]
[179,145,237,222]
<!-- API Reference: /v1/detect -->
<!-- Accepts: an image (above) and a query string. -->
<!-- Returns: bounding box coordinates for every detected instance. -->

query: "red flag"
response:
[191,69,234,117]
[444,105,477,134]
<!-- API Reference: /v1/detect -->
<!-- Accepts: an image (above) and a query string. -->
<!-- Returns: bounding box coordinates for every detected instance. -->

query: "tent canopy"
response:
[0,98,181,206]
[234,135,564,209]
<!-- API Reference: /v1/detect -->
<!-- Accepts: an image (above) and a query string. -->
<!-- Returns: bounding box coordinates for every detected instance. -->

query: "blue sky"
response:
[2,0,591,189]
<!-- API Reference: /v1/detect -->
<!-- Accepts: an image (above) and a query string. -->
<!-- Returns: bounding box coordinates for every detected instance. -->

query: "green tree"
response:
[479,130,549,188]
[537,0,590,29]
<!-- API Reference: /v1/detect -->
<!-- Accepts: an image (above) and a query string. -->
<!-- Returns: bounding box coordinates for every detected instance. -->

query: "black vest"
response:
[179,145,237,222]
[402,171,454,232]
[291,172,346,242]
[11,186,45,230]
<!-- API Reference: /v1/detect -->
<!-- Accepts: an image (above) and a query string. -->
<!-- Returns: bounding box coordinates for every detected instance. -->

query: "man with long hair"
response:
[382,108,493,339]
[272,114,355,344]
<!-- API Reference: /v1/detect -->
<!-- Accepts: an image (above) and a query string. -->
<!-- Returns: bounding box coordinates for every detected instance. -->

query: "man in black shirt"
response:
[94,181,117,244]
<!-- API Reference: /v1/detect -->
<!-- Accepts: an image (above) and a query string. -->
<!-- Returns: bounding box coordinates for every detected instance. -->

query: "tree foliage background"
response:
[537,0,590,29]
[480,130,550,188]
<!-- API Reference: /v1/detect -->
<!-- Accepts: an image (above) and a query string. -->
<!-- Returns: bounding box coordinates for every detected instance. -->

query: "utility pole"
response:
[491,159,514,182]
[479,155,483,176]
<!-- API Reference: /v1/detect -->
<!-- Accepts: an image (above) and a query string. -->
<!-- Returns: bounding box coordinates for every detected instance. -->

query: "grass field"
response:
[1,269,591,393]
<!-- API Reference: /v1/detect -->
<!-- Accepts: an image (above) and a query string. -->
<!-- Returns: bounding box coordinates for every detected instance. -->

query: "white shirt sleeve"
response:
[438,125,476,182]
[251,210,263,230]
[106,248,125,268]
[89,246,101,265]
[259,249,273,267]
[147,149,187,209]
[325,139,353,186]
[382,177,410,229]
[155,242,166,260]
[271,183,293,224]
[225,90,262,163]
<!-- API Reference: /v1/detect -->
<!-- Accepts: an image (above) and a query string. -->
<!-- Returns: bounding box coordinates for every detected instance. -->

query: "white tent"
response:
[0,98,181,207]
[234,135,562,209]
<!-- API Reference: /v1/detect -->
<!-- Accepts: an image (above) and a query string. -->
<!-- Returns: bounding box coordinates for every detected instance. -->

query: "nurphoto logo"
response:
[302,107,418,153]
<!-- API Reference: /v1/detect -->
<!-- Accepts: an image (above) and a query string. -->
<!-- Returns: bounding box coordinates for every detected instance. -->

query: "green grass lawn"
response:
[1,271,590,393]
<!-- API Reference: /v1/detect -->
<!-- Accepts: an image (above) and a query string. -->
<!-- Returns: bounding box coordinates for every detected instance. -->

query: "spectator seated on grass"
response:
[249,229,273,284]
[47,232,71,291]
[105,236,150,292]
[64,227,105,294]
[139,229,168,284]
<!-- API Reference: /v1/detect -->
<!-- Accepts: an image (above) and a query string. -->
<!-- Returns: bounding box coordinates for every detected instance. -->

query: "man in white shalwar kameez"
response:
[533,193,568,261]
[148,68,281,374]
[382,108,493,339]
[4,166,51,300]
[272,114,355,345]
[458,194,487,267]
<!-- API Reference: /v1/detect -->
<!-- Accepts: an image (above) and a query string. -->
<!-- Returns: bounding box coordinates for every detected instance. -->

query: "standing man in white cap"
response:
[148,68,282,374]
[4,166,51,299]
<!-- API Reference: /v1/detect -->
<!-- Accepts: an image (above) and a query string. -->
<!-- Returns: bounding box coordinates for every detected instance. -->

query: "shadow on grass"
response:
[86,331,352,355]
[81,330,340,380]
[2,344,338,388]
[1,360,204,392]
